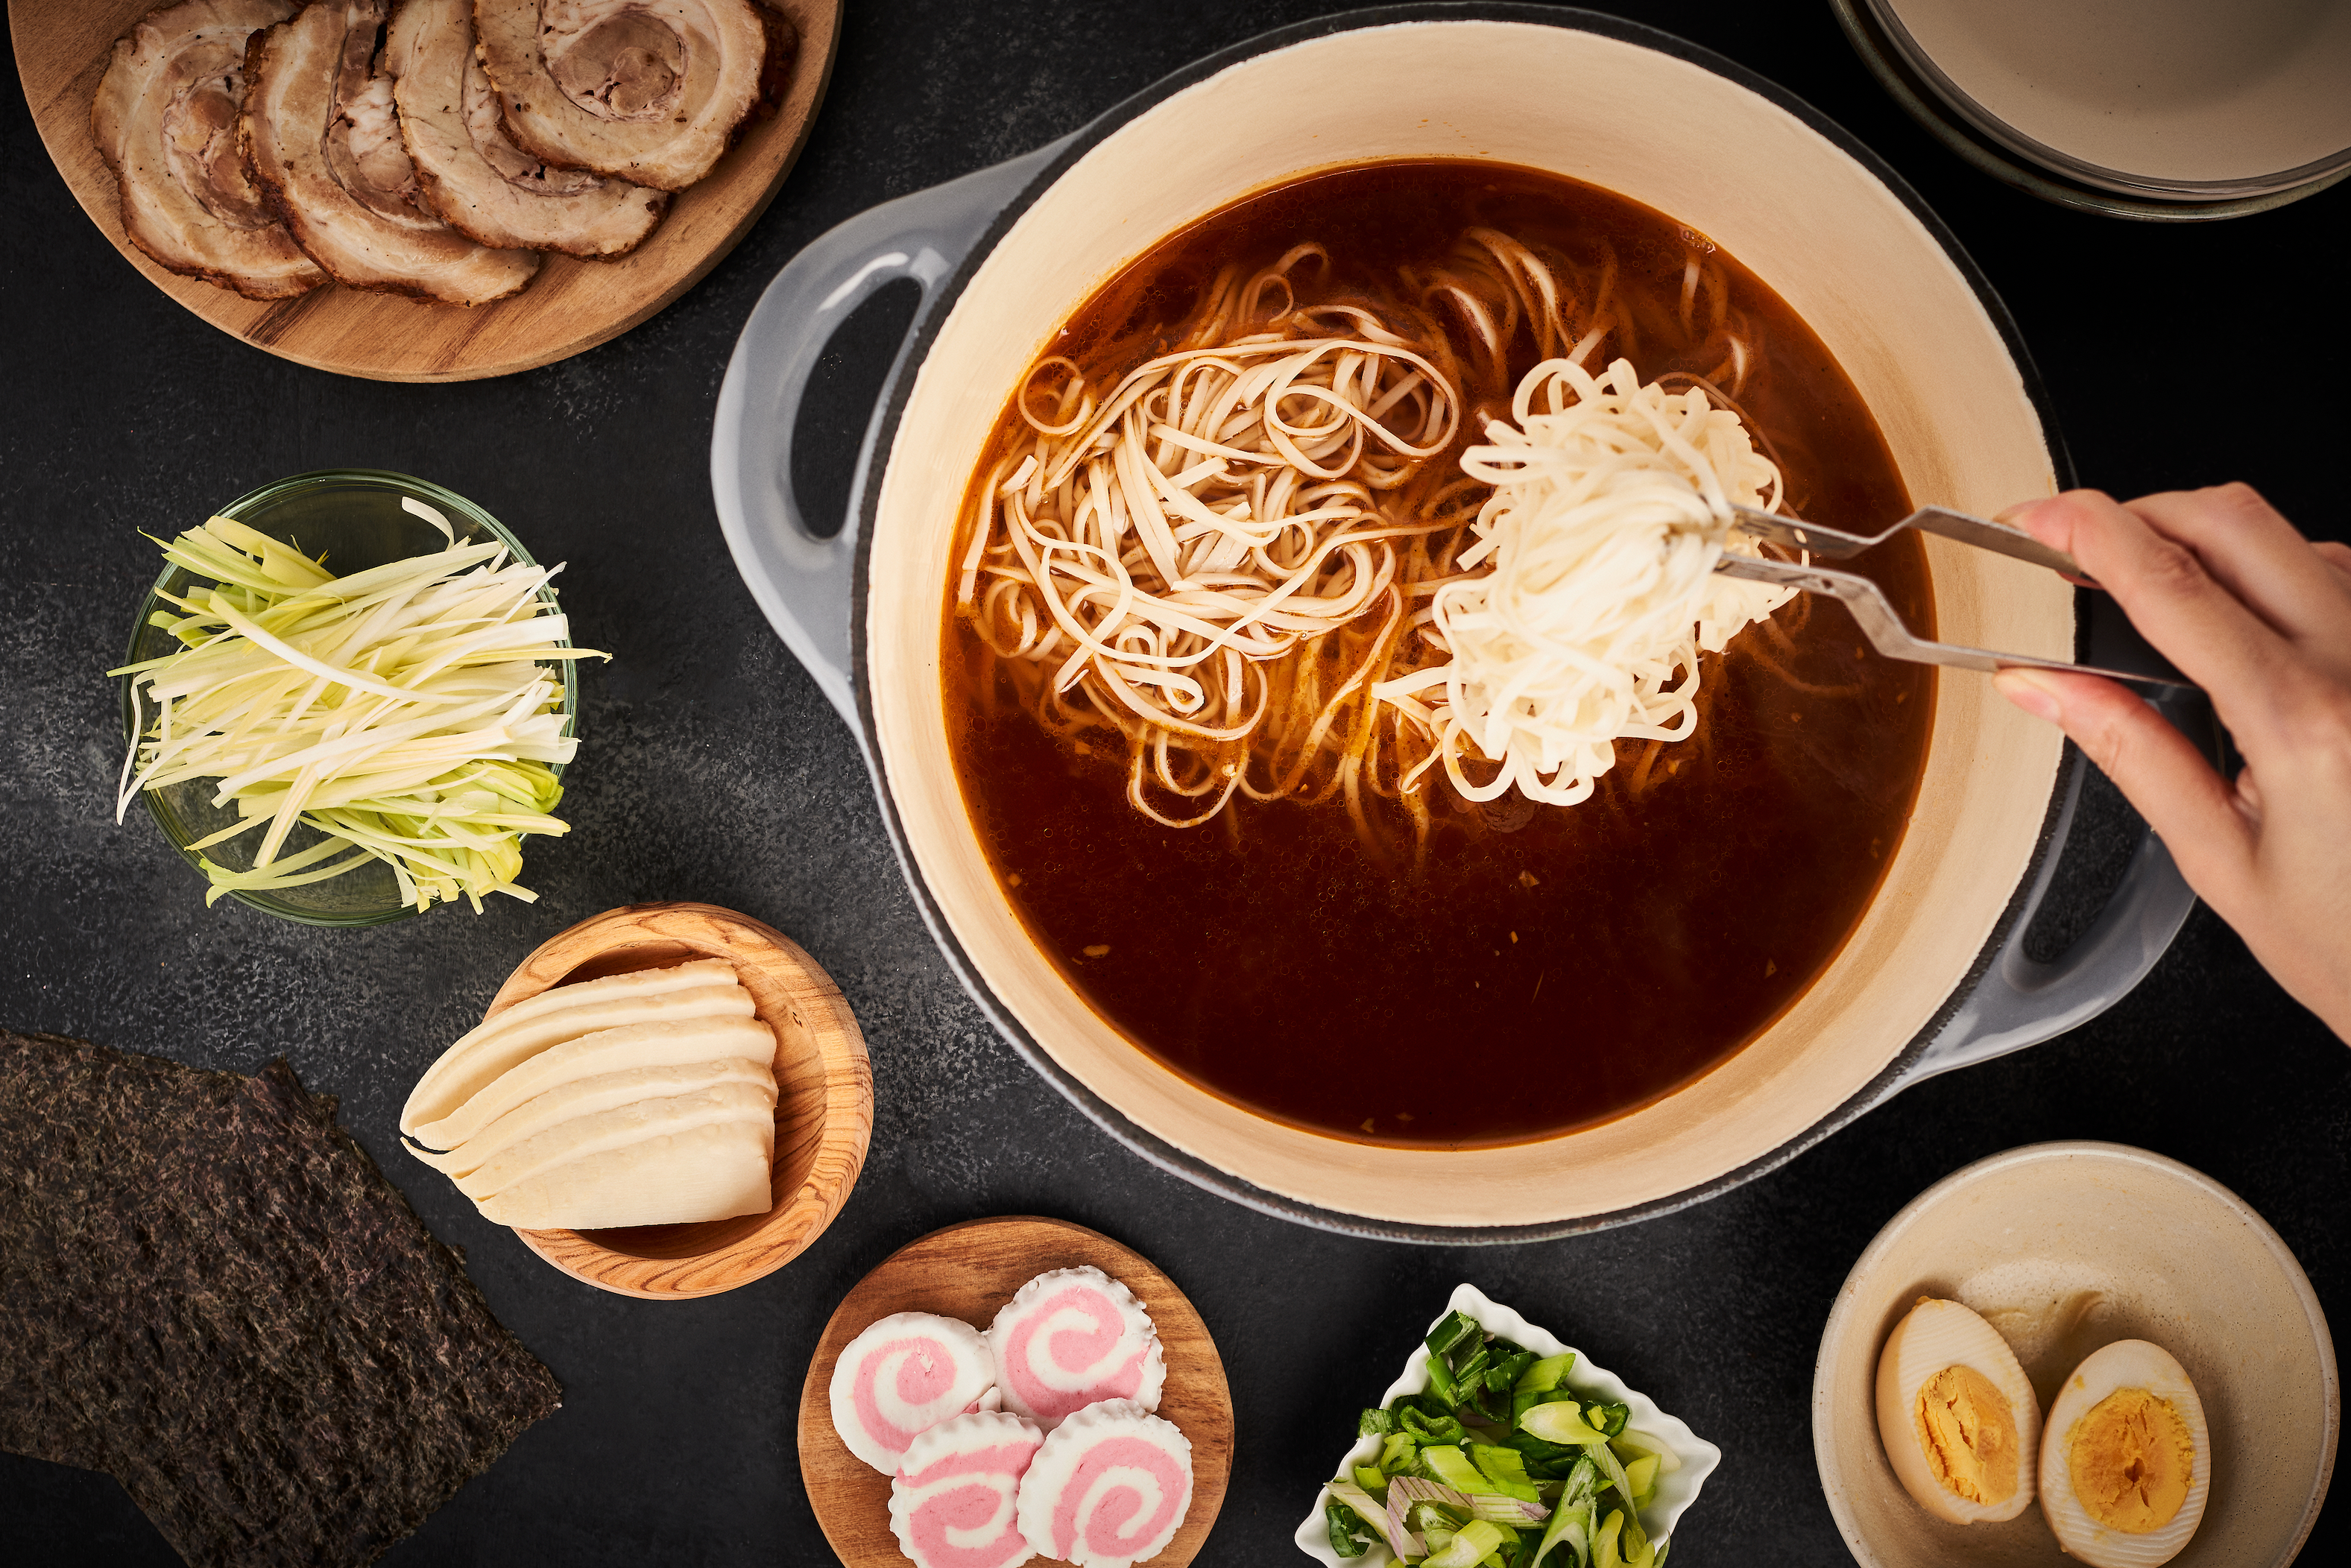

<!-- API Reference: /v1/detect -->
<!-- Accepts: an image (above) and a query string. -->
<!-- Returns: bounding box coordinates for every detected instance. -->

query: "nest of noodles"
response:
[955,227,1821,864]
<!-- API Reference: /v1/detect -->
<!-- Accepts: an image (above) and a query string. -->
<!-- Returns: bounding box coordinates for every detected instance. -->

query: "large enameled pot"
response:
[712,4,2204,1241]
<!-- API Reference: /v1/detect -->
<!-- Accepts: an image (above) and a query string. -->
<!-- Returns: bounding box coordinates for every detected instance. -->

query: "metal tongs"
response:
[1712,505,2194,690]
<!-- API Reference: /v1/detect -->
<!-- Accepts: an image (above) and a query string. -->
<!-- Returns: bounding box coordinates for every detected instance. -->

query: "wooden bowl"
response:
[483,901,871,1299]
[12,0,842,381]
[795,1216,1234,1567]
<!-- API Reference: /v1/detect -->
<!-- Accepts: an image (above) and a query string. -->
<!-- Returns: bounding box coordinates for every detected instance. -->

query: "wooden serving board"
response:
[485,901,873,1300]
[797,1217,1234,1568]
[10,0,840,381]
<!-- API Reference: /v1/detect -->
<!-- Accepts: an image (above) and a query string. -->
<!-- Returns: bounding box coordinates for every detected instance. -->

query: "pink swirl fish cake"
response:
[830,1311,998,1474]
[987,1266,1165,1429]
[1015,1400,1191,1568]
[889,1411,1046,1568]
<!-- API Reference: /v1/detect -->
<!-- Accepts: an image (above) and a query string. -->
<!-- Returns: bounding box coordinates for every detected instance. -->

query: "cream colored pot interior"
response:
[868,20,2068,1228]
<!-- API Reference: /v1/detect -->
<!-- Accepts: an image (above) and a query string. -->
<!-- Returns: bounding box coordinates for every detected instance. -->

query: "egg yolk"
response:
[2067,1387,2194,1533]
[1911,1365,2019,1505]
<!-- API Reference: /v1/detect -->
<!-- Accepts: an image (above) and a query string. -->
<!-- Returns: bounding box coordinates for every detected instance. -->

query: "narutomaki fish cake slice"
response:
[1016,1400,1193,1568]
[830,1311,998,1474]
[889,1410,1045,1568]
[987,1266,1165,1429]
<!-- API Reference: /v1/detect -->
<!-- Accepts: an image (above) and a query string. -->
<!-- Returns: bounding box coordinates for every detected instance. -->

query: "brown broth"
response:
[941,161,1934,1148]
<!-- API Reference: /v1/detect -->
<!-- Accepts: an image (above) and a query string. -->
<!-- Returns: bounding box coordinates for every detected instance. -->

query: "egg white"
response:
[1874,1297,2042,1523]
[2038,1339,2210,1568]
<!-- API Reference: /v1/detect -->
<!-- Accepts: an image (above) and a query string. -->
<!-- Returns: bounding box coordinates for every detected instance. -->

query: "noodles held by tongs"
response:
[1375,356,1796,805]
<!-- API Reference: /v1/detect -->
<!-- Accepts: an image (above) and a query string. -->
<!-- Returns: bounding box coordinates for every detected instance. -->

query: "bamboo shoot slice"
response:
[455,1079,776,1201]
[412,1055,776,1177]
[402,972,753,1132]
[408,1014,775,1152]
[476,1118,777,1229]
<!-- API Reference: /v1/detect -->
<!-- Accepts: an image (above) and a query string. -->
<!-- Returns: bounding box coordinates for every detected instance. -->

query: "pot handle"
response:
[1884,682,2213,1095]
[711,136,1076,730]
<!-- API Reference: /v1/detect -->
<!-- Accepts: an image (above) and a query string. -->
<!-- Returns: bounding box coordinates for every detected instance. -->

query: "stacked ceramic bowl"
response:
[1835,0,2351,218]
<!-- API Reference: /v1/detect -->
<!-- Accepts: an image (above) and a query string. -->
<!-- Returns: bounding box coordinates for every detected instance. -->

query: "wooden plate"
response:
[10,0,841,381]
[484,901,872,1300]
[797,1217,1234,1567]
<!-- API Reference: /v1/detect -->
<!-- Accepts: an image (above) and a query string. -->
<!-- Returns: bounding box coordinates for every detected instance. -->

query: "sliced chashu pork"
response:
[243,0,537,304]
[92,0,327,300]
[473,0,795,192]
[387,0,668,256]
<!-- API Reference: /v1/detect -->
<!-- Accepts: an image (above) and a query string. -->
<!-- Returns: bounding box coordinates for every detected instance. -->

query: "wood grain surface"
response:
[10,0,839,381]
[797,1217,1234,1568]
[483,900,873,1300]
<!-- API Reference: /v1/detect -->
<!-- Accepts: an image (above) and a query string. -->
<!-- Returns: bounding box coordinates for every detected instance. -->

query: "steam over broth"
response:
[944,161,1934,1147]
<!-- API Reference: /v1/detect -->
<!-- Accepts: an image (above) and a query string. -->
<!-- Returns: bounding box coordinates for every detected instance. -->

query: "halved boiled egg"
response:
[2039,1340,2209,1568]
[1875,1296,2041,1523]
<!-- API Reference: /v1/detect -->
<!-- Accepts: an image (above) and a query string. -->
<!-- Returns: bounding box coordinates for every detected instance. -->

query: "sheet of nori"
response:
[0,1031,562,1567]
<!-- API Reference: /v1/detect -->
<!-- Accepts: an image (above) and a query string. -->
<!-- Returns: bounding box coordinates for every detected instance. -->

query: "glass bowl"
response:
[119,470,580,926]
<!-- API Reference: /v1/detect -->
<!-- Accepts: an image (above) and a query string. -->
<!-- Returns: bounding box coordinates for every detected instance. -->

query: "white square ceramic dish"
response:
[1293,1284,1723,1564]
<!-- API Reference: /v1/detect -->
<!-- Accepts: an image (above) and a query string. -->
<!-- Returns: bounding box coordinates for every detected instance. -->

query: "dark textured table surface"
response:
[4,3,2345,1564]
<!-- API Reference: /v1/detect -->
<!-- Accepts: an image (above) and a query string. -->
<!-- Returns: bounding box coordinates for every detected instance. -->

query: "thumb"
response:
[1993,668,2256,911]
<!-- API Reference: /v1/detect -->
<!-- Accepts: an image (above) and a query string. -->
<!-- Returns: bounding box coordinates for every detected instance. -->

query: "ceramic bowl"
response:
[1858,0,2351,204]
[1812,1141,2339,1568]
[1293,1283,1721,1564]
[119,469,577,926]
[1832,0,2351,221]
[478,902,873,1300]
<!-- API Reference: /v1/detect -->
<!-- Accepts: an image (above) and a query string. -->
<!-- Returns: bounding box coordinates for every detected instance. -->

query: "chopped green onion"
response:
[1530,1457,1597,1568]
[1401,1405,1467,1445]
[1609,1429,1682,1473]
[1425,1351,1462,1408]
[1424,1520,1509,1568]
[1354,1464,1388,1493]
[1470,1444,1542,1504]
[1517,1353,1577,1394]
[1327,1500,1372,1558]
[1621,1454,1659,1504]
[1421,1444,1489,1495]
[1327,1480,1413,1560]
[1427,1310,1483,1361]
[1592,1508,1623,1568]
[1618,1507,1655,1568]
[1519,1402,1612,1447]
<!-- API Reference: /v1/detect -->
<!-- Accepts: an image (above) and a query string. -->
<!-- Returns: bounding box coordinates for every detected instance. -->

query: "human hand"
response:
[1992,484,2351,1043]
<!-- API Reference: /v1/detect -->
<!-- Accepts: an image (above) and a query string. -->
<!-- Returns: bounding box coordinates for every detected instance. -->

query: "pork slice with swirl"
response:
[92,0,327,299]
[242,0,538,305]
[472,0,796,192]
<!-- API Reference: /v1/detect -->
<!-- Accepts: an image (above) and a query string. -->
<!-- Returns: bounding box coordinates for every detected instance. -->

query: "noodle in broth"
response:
[944,161,1934,1145]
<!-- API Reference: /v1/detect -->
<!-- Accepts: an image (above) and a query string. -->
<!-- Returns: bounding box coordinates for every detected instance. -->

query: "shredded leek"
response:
[112,503,606,914]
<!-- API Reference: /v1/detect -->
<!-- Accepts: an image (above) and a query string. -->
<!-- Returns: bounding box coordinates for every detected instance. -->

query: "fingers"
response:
[2127,484,2351,645]
[2007,490,2293,730]
[2316,540,2351,592]
[1995,667,2256,914]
